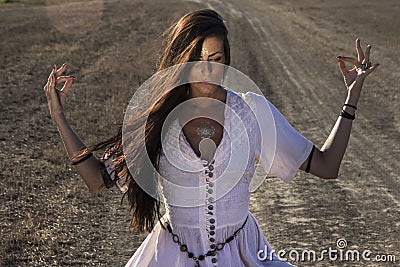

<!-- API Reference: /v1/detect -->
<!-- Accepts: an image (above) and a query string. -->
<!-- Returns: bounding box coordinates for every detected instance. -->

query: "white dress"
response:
[107,90,313,267]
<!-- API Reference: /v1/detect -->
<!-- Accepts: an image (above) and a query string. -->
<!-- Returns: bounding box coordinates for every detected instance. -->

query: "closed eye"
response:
[210,56,222,62]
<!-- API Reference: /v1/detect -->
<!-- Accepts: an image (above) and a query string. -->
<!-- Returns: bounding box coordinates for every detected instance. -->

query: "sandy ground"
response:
[0,0,399,266]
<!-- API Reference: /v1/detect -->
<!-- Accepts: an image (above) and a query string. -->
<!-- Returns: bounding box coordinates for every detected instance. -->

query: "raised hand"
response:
[43,63,75,121]
[337,38,379,97]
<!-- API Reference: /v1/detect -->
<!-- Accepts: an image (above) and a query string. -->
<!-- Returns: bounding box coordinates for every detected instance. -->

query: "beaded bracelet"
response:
[340,109,355,120]
[343,103,357,110]
[71,152,93,165]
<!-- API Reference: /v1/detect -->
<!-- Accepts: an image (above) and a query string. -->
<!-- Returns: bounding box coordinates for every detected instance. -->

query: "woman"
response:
[43,9,379,267]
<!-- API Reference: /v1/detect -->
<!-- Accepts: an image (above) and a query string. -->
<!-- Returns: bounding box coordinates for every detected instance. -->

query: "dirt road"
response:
[0,0,398,266]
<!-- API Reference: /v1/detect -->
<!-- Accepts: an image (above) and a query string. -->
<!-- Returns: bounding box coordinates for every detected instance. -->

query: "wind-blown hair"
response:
[93,9,230,233]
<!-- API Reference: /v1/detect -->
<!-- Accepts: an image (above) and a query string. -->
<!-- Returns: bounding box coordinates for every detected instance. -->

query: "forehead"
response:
[201,35,224,54]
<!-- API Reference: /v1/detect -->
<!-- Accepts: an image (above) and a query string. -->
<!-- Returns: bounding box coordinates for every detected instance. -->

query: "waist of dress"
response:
[164,193,250,229]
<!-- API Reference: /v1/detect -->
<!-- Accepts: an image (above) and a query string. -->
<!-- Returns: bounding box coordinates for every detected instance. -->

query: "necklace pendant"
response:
[196,121,216,139]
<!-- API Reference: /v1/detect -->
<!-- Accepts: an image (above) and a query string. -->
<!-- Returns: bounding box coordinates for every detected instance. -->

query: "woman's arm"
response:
[44,64,106,193]
[299,38,379,179]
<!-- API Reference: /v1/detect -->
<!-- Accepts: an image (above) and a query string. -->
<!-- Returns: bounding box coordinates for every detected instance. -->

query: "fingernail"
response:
[62,63,67,67]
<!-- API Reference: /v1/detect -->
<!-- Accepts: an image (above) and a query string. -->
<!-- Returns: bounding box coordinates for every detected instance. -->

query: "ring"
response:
[362,61,372,69]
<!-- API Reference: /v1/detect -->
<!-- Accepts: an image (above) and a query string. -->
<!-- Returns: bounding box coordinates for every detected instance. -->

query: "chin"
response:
[192,82,221,96]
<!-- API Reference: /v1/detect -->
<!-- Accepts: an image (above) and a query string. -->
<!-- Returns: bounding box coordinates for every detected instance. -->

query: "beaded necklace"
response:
[163,215,249,267]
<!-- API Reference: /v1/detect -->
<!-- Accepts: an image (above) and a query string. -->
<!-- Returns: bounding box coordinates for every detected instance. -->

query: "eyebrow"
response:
[209,51,222,57]
[204,51,222,58]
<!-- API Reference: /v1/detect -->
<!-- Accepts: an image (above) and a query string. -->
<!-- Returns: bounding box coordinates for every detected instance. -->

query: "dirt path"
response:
[208,0,399,265]
[0,0,398,266]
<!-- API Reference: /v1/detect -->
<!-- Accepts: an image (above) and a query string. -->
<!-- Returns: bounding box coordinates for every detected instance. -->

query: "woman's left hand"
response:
[337,38,379,98]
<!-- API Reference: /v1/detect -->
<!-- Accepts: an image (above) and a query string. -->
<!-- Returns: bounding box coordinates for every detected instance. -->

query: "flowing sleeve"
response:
[100,151,129,193]
[242,92,313,183]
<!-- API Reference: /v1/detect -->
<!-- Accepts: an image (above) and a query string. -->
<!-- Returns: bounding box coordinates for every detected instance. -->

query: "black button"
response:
[208,205,214,210]
[209,182,214,187]
[207,251,214,256]
[209,237,215,242]
[210,230,215,235]
[212,258,217,263]
[208,197,214,202]
[207,189,213,194]
[210,218,215,223]
[198,255,205,261]
[208,165,214,171]
[210,244,216,249]
[208,172,214,178]
[210,225,215,230]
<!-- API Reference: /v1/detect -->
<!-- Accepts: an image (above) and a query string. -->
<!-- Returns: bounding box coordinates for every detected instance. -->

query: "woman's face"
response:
[188,35,226,98]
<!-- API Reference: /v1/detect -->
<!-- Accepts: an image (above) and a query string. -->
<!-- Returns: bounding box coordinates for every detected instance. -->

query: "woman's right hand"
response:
[43,63,75,122]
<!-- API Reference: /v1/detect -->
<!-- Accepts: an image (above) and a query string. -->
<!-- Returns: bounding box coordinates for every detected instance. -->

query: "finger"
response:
[48,74,57,99]
[337,56,363,69]
[56,63,67,77]
[48,65,56,82]
[364,45,372,64]
[356,38,364,62]
[363,63,380,75]
[45,66,56,97]
[337,58,349,76]
[48,71,54,89]
[51,71,59,92]
[56,76,75,84]
[61,79,73,95]
[43,84,49,97]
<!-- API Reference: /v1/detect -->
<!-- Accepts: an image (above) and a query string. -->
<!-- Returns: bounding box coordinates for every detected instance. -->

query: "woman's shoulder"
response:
[228,90,271,111]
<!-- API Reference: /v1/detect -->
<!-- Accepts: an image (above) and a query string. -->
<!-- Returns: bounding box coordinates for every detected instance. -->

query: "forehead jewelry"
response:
[196,120,216,139]
[201,47,209,58]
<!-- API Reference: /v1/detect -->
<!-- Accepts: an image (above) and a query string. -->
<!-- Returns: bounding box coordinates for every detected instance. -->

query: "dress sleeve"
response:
[100,152,129,193]
[243,92,313,183]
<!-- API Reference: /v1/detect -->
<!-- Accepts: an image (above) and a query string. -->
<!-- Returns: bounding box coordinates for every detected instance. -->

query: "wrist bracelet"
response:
[340,109,355,120]
[343,103,357,110]
[71,152,93,165]
[305,145,315,173]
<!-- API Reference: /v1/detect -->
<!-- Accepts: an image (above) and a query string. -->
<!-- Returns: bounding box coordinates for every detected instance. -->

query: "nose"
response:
[200,61,212,77]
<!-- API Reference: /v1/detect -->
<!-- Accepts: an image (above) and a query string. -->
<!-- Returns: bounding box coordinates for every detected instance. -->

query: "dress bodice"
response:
[158,90,260,229]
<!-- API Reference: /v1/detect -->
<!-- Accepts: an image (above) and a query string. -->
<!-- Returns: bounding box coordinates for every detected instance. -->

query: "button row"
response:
[205,159,217,266]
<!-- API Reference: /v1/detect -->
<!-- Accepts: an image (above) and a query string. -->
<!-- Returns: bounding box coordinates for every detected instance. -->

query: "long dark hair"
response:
[92,9,231,233]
